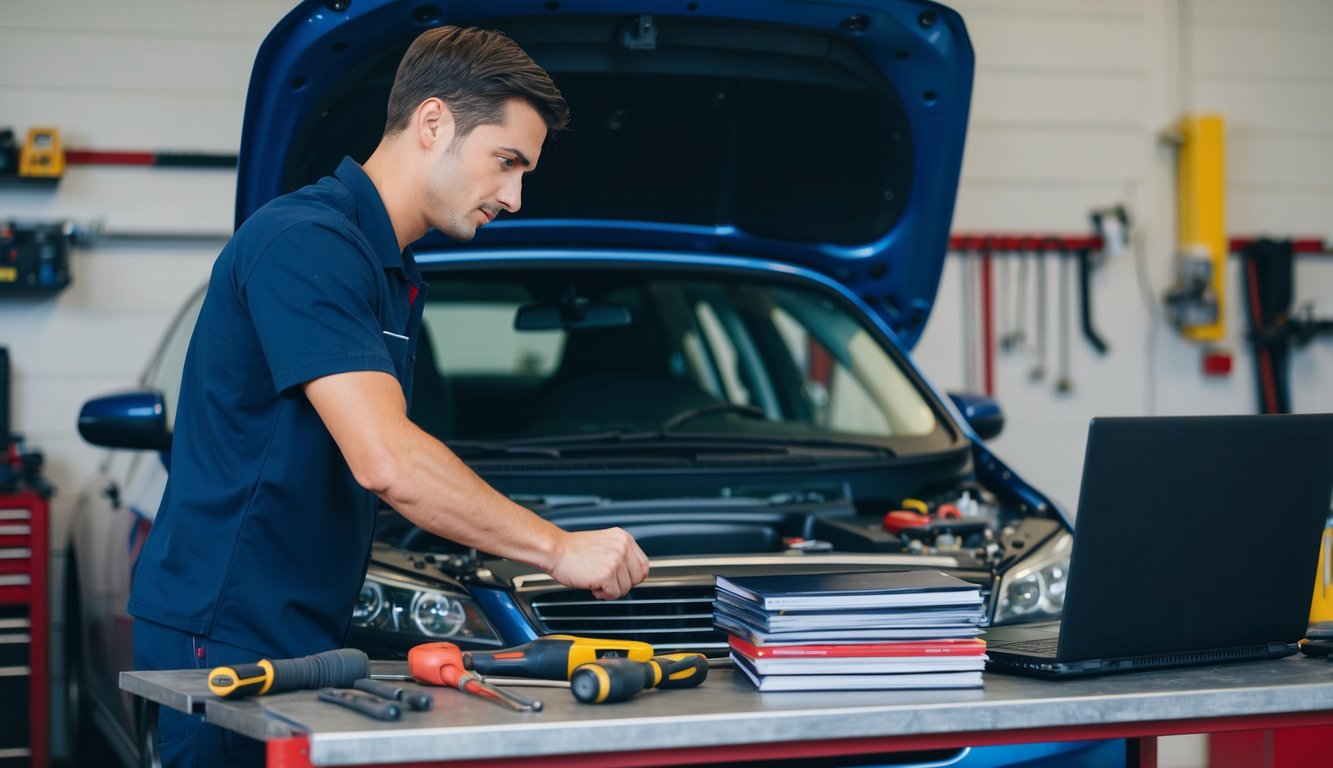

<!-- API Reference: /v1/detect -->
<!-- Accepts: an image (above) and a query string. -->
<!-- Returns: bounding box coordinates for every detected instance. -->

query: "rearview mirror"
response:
[514,301,632,331]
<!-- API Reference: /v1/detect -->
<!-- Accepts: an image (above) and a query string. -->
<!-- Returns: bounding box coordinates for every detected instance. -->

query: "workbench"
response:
[123,656,1333,768]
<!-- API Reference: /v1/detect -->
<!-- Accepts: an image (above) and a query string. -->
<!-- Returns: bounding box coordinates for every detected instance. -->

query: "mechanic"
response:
[129,26,650,768]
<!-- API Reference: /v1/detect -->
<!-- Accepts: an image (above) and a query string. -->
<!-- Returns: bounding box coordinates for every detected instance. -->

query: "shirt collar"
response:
[334,156,409,272]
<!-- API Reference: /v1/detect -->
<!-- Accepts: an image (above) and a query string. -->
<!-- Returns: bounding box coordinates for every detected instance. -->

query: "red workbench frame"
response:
[260,708,1333,768]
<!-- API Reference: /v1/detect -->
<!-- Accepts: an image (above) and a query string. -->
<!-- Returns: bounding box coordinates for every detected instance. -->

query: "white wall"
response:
[2,1,1330,764]
[0,0,291,760]
[914,0,1333,513]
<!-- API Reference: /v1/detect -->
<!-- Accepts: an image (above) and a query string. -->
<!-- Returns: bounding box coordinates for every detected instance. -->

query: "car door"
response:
[103,289,204,727]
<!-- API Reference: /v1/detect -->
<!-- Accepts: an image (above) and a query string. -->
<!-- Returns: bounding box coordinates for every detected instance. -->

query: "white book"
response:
[732,653,984,692]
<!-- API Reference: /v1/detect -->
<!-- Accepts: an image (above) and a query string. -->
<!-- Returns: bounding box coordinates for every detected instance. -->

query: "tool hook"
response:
[1077,246,1109,355]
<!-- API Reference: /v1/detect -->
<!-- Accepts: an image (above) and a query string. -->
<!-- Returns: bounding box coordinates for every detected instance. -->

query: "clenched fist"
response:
[548,527,650,599]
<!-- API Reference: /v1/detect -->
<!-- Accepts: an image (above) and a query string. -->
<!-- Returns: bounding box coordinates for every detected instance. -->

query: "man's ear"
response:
[416,98,456,149]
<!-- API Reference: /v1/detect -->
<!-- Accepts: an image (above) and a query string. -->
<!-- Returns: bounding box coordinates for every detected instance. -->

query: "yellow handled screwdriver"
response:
[462,635,654,680]
[208,648,369,699]
[570,653,708,704]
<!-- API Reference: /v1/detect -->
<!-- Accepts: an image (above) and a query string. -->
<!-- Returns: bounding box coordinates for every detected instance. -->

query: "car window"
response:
[770,306,891,436]
[411,269,941,450]
[143,287,206,430]
[423,303,564,376]
[768,289,937,438]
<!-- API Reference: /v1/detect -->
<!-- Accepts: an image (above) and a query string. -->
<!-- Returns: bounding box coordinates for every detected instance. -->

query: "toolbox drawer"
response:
[0,618,28,668]
[0,671,30,750]
[0,509,30,550]
[0,550,31,578]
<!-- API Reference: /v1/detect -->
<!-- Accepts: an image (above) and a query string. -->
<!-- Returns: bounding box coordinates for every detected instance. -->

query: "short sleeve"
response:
[241,222,396,397]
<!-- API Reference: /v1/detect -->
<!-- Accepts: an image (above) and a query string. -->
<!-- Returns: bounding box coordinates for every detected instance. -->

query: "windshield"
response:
[411,268,944,452]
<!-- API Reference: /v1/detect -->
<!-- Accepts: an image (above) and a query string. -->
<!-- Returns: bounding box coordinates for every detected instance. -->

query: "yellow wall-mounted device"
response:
[18,126,64,179]
[1311,519,1333,632]
[1168,114,1226,343]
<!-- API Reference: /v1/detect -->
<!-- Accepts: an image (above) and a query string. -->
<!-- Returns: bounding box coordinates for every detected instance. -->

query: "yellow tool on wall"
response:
[1164,114,1226,343]
[18,127,64,179]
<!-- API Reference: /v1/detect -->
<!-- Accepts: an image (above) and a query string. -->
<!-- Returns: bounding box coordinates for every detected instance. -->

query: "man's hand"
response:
[547,528,650,600]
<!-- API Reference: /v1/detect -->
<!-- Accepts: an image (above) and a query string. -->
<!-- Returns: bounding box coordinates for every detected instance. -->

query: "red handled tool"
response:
[408,642,543,712]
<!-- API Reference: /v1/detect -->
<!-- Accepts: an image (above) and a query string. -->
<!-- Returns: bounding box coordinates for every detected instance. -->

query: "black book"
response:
[715,570,981,612]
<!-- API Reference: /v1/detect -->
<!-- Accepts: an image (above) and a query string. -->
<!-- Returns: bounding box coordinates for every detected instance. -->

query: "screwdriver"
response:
[570,653,708,704]
[353,677,434,711]
[409,641,544,712]
[462,635,655,680]
[316,688,401,721]
[208,648,369,699]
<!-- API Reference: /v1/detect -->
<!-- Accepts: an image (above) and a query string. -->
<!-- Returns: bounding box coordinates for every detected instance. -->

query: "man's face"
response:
[424,98,547,242]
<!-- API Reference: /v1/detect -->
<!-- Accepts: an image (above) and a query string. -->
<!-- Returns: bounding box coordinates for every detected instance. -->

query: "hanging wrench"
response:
[1010,247,1029,350]
[1055,246,1075,394]
[1029,243,1048,382]
[997,249,1013,352]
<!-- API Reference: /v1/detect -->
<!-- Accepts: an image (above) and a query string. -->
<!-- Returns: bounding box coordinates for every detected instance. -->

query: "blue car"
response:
[64,1,1120,766]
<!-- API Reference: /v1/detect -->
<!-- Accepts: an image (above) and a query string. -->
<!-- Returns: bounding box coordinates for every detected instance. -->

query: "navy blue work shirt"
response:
[129,157,426,658]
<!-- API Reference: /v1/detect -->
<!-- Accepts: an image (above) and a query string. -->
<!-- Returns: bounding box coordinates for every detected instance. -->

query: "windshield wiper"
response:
[504,430,895,457]
[660,403,768,431]
[445,440,562,458]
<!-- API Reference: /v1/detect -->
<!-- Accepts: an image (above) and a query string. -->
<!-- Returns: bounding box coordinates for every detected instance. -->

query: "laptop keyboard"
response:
[997,637,1059,653]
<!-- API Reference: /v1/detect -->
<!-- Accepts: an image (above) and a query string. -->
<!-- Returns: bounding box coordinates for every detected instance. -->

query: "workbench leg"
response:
[267,734,313,768]
[1128,736,1157,768]
[1210,727,1333,768]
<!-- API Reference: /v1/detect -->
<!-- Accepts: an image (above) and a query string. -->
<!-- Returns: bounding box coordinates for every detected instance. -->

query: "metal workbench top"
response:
[123,656,1333,766]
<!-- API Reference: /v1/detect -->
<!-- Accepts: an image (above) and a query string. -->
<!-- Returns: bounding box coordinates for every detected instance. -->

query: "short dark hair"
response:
[384,26,569,140]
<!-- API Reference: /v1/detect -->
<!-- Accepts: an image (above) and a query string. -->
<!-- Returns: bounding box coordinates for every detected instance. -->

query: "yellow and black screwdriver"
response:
[207,648,370,699]
[570,653,709,704]
[462,635,655,680]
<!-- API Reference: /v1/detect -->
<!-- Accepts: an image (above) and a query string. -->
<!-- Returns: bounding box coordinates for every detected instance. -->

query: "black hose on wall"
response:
[0,346,9,445]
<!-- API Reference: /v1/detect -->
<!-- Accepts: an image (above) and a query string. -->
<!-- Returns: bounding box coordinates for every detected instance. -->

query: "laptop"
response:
[985,413,1333,678]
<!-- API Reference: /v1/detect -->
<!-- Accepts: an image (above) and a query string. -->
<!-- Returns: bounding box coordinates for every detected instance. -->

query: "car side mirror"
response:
[78,389,172,451]
[947,392,1004,441]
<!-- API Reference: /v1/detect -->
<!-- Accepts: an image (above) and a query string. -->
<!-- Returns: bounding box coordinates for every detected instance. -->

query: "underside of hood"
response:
[238,0,973,346]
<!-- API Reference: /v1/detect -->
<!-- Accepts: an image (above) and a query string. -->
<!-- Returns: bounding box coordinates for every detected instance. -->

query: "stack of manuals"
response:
[714,570,987,691]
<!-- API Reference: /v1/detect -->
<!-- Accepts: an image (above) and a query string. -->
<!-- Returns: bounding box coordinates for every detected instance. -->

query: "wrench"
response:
[1055,248,1074,394]
[1029,246,1047,382]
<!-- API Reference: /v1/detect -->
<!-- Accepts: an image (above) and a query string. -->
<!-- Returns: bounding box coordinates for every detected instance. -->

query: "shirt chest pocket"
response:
[381,330,412,379]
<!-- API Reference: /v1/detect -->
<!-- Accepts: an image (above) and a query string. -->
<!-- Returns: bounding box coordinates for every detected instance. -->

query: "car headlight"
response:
[993,530,1072,624]
[351,566,502,644]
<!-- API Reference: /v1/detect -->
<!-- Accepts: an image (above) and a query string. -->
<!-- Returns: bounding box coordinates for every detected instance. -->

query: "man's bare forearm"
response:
[305,370,648,597]
[373,420,567,570]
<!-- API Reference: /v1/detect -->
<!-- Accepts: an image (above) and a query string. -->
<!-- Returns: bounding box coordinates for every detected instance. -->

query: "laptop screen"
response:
[1055,414,1333,661]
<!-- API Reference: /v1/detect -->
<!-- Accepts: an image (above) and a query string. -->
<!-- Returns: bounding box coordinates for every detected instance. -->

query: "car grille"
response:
[524,584,726,654]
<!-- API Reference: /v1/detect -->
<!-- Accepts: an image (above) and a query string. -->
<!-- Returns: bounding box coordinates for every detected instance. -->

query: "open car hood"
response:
[238,0,973,346]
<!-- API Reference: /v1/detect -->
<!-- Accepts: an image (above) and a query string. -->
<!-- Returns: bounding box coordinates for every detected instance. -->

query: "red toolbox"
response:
[0,491,47,767]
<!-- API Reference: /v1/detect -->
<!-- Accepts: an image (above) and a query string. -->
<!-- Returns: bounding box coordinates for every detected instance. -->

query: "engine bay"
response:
[376,484,1065,575]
